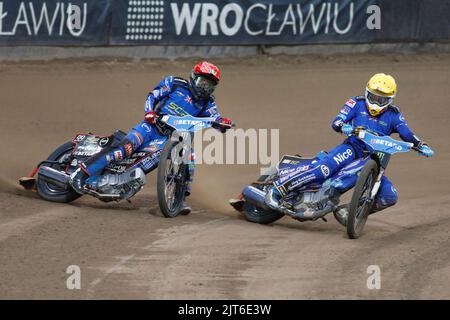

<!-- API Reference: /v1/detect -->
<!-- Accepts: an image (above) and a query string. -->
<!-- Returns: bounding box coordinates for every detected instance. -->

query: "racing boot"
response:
[265,186,282,210]
[179,203,192,215]
[179,185,192,215]
[333,204,349,227]
[69,167,89,195]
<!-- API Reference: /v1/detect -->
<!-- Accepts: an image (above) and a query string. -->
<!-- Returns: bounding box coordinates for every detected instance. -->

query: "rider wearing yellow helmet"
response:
[365,73,397,117]
[266,73,434,227]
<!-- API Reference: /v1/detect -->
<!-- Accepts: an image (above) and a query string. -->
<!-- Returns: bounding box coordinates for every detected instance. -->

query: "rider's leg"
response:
[84,121,156,176]
[371,176,398,214]
[266,143,357,208]
[185,151,196,196]
[70,121,155,193]
[334,176,398,226]
[275,143,356,197]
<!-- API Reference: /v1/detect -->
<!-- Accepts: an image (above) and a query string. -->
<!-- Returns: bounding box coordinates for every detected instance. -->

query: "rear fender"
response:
[277,155,316,173]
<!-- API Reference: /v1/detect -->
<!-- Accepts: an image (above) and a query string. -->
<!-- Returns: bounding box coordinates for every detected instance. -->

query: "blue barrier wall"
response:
[0,0,448,46]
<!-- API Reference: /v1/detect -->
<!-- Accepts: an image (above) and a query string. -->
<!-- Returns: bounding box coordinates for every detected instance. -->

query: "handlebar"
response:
[157,114,236,132]
[211,121,236,129]
[349,126,419,154]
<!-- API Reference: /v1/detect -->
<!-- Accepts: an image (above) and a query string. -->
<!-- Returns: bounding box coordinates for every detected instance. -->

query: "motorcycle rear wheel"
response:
[36,141,81,203]
[243,171,284,224]
[243,200,284,224]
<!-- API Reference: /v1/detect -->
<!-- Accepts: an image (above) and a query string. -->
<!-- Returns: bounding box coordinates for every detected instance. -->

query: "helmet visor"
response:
[366,90,392,107]
[193,75,217,97]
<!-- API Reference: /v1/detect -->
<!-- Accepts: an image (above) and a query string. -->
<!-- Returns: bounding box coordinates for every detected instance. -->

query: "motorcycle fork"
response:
[370,168,385,200]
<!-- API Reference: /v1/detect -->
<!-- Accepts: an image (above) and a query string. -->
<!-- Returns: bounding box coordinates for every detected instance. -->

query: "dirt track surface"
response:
[0,54,449,299]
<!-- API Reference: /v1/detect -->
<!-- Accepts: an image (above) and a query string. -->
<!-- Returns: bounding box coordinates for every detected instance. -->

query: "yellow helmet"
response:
[365,73,397,116]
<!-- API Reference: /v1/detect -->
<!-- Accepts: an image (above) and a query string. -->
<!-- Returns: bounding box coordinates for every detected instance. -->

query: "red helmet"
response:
[189,61,221,100]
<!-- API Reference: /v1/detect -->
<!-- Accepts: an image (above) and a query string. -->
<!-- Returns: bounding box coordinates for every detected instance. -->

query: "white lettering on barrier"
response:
[219,3,243,36]
[171,2,357,37]
[0,1,87,37]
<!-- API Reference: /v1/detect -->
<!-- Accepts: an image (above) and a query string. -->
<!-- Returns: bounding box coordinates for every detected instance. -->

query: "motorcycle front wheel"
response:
[156,138,188,218]
[346,159,379,239]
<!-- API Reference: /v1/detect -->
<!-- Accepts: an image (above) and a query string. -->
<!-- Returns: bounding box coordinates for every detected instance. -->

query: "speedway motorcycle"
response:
[20,114,231,218]
[230,127,419,239]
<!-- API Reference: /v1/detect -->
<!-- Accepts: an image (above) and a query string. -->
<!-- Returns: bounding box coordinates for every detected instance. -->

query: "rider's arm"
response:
[199,98,221,119]
[393,112,422,146]
[200,99,234,133]
[331,98,358,133]
[144,76,175,114]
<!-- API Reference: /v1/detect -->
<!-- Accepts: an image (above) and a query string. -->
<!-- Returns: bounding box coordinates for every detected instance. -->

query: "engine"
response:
[292,182,339,220]
[95,167,146,201]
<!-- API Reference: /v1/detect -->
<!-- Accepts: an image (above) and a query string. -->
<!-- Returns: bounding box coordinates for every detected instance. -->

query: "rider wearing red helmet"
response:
[70,61,233,214]
[189,61,221,100]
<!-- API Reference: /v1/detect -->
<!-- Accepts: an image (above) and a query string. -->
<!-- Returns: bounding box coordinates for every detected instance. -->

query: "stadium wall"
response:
[0,0,448,59]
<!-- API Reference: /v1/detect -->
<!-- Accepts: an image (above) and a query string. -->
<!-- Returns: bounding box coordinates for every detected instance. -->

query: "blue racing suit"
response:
[274,96,423,212]
[81,76,223,191]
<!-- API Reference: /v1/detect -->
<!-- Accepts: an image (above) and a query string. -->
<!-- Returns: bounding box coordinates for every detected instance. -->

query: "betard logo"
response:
[173,119,206,127]
[370,138,402,150]
[170,1,381,37]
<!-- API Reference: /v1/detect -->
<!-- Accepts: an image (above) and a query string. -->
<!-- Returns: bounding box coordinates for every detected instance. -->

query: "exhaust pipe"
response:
[242,185,272,211]
[38,166,71,190]
[242,185,337,222]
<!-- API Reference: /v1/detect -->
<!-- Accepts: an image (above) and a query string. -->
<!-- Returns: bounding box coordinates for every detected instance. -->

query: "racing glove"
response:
[144,111,158,124]
[418,143,434,158]
[341,124,353,135]
[213,117,233,133]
